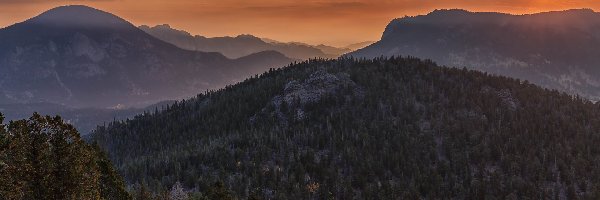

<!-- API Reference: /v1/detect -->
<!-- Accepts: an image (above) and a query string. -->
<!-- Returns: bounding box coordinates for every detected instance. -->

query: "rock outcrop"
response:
[251,70,363,125]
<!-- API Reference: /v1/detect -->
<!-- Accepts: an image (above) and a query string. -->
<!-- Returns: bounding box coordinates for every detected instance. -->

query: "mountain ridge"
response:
[350,8,600,100]
[0,5,292,108]
[0,5,293,134]
[139,24,352,59]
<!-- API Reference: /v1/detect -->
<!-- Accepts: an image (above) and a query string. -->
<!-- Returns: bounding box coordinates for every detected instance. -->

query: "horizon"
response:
[1,0,599,47]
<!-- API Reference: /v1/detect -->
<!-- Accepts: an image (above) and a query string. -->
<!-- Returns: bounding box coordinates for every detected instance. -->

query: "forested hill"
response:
[92,57,600,199]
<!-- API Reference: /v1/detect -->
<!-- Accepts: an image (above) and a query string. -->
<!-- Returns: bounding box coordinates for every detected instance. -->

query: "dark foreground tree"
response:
[0,113,130,200]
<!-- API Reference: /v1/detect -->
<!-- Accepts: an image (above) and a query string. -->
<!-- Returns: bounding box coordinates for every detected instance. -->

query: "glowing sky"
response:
[1,0,599,46]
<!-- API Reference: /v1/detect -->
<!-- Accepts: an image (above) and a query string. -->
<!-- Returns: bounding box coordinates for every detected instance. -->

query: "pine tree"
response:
[0,113,9,198]
[169,181,188,200]
[206,182,234,200]
[135,183,153,200]
[0,113,131,199]
[94,144,131,199]
[91,57,600,198]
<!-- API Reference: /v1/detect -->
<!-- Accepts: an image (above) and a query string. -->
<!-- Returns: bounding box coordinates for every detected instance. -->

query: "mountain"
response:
[343,41,374,50]
[314,44,352,56]
[350,9,600,100]
[92,56,600,199]
[0,6,293,109]
[139,24,349,59]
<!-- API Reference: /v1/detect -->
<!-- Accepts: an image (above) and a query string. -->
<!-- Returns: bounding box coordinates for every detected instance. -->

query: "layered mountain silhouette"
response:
[0,5,293,109]
[140,24,352,59]
[351,9,600,100]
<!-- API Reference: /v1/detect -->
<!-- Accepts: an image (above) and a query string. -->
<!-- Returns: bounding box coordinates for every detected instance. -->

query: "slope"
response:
[92,56,600,199]
[350,9,600,100]
[0,5,292,108]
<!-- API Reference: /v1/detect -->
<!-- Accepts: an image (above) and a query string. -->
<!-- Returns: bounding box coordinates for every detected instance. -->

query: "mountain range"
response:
[0,5,293,109]
[0,5,295,133]
[351,9,600,100]
[139,24,361,60]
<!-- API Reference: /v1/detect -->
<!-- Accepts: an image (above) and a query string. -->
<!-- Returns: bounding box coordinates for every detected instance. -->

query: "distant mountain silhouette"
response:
[0,5,293,109]
[139,24,350,59]
[314,44,352,56]
[350,9,600,100]
[343,41,375,50]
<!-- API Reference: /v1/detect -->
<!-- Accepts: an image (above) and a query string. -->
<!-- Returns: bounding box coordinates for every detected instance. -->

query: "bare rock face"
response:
[281,70,355,105]
[251,70,363,125]
[70,33,106,62]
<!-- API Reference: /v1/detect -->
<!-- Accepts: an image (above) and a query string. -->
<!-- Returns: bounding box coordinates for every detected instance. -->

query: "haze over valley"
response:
[139,24,364,60]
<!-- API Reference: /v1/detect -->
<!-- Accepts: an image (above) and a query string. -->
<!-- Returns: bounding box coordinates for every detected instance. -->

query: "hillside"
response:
[92,56,600,199]
[350,9,600,100]
[140,24,349,59]
[0,6,292,109]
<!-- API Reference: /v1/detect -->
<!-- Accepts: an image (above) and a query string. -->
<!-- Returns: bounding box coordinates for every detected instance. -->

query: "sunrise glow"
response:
[1,0,598,46]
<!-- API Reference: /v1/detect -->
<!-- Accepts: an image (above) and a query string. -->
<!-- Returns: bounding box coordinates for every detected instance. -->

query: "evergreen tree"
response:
[169,181,188,200]
[92,57,600,198]
[134,183,153,200]
[206,182,234,200]
[0,113,131,200]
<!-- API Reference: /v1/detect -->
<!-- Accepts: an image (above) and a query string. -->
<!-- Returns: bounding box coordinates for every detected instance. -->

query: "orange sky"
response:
[0,0,599,46]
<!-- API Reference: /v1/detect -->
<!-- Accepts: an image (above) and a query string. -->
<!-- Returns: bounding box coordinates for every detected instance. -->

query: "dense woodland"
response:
[86,56,600,199]
[0,113,130,200]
